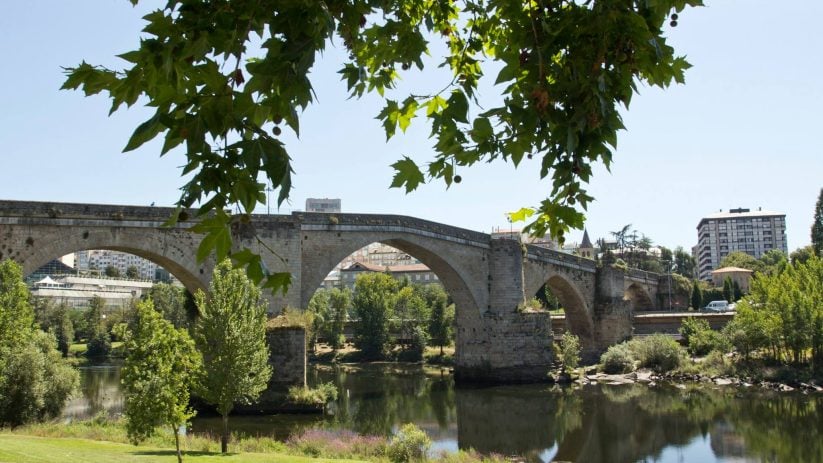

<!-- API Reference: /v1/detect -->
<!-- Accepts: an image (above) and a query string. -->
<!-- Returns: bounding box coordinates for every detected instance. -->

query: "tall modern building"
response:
[305,198,341,213]
[695,208,787,281]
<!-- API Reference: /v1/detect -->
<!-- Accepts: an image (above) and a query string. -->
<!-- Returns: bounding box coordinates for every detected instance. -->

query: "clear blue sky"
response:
[1,1,820,253]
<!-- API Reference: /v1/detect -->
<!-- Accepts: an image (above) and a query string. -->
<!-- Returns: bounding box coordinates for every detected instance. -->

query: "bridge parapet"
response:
[625,267,661,283]
[0,200,182,223]
[524,244,597,273]
[295,212,491,248]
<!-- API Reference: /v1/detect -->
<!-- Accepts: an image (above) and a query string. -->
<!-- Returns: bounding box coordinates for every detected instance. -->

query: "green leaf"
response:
[123,114,164,152]
[470,117,493,142]
[390,157,425,193]
[263,272,292,296]
[444,91,469,124]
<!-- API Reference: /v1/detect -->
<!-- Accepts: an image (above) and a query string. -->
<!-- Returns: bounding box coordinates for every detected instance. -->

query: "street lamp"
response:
[667,259,673,311]
[266,184,272,215]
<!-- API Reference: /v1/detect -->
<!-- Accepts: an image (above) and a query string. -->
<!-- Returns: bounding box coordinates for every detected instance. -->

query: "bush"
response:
[687,328,729,357]
[287,382,339,405]
[629,334,685,372]
[387,423,431,463]
[600,343,635,374]
[559,332,581,372]
[0,331,79,426]
[85,331,112,358]
[680,317,728,356]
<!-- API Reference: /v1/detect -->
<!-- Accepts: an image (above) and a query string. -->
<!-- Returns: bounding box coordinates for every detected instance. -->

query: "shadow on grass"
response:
[133,450,237,457]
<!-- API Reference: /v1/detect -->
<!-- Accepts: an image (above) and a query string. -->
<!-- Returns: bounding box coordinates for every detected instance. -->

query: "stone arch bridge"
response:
[0,200,663,382]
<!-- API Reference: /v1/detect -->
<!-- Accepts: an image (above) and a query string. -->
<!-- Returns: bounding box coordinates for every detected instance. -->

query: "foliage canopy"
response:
[193,260,272,453]
[62,0,701,294]
[122,299,201,463]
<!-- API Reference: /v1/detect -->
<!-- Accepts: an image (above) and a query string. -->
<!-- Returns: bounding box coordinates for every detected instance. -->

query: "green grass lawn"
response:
[0,434,364,463]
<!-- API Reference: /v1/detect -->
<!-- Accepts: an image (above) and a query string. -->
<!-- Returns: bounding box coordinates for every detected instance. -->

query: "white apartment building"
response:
[695,208,787,281]
[75,250,158,280]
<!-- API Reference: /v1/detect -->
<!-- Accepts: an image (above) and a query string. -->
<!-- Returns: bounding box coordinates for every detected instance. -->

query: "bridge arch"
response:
[531,273,595,351]
[299,232,485,322]
[15,226,209,295]
[624,283,654,311]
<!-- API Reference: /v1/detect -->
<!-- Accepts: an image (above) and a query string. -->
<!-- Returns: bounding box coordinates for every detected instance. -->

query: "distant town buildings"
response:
[695,207,788,280]
[75,250,159,280]
[30,275,153,310]
[339,261,439,290]
[305,198,341,213]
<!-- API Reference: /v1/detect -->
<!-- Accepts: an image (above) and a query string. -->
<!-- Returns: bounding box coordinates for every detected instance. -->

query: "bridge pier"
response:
[454,239,554,383]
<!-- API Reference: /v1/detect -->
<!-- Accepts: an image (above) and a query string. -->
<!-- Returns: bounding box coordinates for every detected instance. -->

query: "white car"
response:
[703,300,729,312]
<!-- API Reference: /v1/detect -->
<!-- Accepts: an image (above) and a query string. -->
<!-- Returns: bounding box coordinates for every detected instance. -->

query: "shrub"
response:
[287,382,339,405]
[600,343,635,374]
[680,317,728,356]
[387,423,431,463]
[0,331,79,426]
[85,330,112,358]
[679,317,709,345]
[629,334,685,372]
[559,332,581,372]
[687,328,729,357]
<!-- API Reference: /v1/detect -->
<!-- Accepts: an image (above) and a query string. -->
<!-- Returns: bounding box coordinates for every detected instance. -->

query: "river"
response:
[63,363,823,462]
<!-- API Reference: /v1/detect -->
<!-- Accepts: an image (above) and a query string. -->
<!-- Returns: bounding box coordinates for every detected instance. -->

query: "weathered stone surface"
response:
[0,200,665,384]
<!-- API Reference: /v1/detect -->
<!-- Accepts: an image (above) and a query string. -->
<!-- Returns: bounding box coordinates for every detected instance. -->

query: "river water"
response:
[64,363,823,462]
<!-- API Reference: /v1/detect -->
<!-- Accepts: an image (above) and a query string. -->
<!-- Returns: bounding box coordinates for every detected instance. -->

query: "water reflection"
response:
[68,363,823,462]
[63,364,123,420]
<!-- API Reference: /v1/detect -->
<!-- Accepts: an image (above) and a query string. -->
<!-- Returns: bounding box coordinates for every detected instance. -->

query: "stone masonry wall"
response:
[266,326,306,388]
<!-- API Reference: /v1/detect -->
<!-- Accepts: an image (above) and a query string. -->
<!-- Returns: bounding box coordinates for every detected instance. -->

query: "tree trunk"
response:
[440,344,443,356]
[173,427,183,463]
[221,413,229,453]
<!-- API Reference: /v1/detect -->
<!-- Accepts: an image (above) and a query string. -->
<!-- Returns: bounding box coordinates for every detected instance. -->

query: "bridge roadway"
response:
[1,200,668,383]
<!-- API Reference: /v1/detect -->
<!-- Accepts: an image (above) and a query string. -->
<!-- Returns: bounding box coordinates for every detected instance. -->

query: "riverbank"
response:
[2,418,499,463]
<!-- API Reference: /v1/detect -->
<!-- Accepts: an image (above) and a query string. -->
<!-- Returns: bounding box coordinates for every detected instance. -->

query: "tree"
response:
[353,273,399,359]
[790,245,814,266]
[559,332,581,373]
[610,224,633,258]
[193,260,272,453]
[673,246,696,278]
[720,251,766,274]
[426,286,454,355]
[759,249,788,276]
[393,286,430,359]
[690,280,702,311]
[122,299,201,463]
[327,288,352,352]
[0,331,79,427]
[50,303,74,357]
[732,279,743,302]
[148,283,191,329]
[85,296,111,358]
[104,265,121,278]
[813,188,823,257]
[0,261,35,349]
[307,289,331,352]
[722,276,733,303]
[63,0,701,294]
[126,265,140,279]
[0,260,78,427]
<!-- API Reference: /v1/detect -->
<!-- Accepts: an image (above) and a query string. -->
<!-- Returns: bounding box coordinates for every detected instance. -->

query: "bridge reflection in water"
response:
[68,363,822,463]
